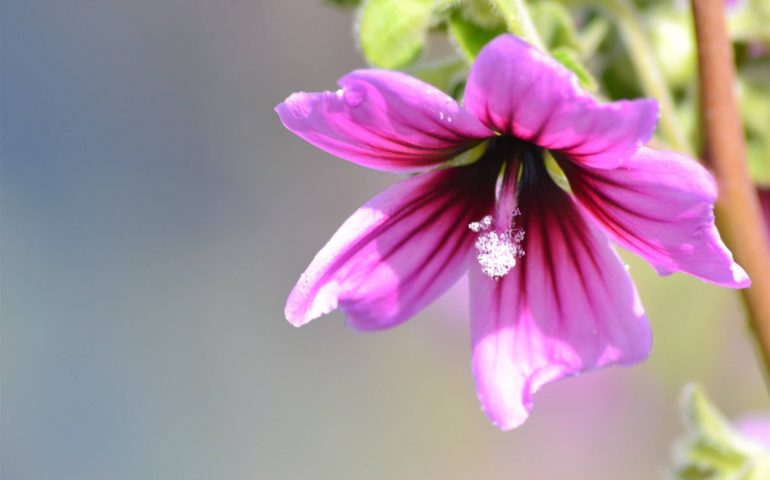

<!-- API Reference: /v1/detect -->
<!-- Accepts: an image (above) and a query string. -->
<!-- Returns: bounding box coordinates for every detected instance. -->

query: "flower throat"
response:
[467,137,550,280]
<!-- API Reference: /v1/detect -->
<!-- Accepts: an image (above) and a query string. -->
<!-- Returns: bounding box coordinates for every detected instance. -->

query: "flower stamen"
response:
[469,212,525,280]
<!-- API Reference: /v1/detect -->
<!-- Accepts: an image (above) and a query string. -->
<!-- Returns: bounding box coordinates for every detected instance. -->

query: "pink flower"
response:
[276,35,749,430]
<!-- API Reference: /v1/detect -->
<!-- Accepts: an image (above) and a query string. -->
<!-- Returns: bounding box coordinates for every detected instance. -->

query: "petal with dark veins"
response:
[470,167,650,430]
[464,35,658,169]
[561,147,750,288]
[286,161,499,331]
[277,70,493,173]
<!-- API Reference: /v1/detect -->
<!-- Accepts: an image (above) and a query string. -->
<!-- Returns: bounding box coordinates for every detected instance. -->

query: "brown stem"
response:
[691,0,770,382]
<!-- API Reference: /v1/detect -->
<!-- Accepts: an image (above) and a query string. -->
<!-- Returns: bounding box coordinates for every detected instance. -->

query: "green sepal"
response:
[671,384,770,480]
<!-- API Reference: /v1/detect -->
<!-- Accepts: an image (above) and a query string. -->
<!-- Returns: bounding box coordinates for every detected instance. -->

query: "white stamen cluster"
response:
[468,214,525,280]
[468,215,494,233]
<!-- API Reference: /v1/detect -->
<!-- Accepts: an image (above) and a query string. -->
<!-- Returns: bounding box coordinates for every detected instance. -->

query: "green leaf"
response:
[448,10,506,63]
[671,384,770,480]
[358,0,443,69]
[551,47,598,91]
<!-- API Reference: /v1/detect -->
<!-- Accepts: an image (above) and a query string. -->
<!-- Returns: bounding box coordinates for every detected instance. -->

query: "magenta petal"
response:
[469,185,650,430]
[285,162,497,330]
[276,70,493,173]
[464,35,658,169]
[562,147,750,288]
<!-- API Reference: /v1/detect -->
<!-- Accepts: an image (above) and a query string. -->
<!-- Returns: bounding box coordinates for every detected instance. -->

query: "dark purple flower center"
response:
[468,136,573,279]
[480,135,551,190]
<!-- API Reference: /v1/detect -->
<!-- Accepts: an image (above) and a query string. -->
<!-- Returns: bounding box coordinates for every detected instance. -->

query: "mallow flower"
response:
[276,35,750,430]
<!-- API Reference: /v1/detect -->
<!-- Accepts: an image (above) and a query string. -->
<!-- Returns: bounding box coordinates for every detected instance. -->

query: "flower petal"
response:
[469,173,650,430]
[560,147,750,288]
[464,35,658,169]
[276,70,493,173]
[285,161,498,330]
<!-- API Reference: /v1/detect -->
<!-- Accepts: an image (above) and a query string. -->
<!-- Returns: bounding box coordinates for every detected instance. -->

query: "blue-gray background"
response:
[1,1,766,479]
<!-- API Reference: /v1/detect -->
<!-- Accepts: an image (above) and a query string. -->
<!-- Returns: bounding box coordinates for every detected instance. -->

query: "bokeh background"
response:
[1,1,767,479]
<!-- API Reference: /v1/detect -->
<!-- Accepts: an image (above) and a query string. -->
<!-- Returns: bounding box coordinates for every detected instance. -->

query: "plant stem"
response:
[691,0,770,385]
[604,0,691,155]
[492,0,545,51]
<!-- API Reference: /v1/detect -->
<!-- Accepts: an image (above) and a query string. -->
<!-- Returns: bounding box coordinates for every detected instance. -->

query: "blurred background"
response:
[1,1,767,479]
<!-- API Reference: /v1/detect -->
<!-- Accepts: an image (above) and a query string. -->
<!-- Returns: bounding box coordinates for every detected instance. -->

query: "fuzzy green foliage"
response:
[672,384,770,480]
[358,0,450,69]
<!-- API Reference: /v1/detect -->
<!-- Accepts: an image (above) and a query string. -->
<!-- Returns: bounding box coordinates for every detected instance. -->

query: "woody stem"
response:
[691,0,770,387]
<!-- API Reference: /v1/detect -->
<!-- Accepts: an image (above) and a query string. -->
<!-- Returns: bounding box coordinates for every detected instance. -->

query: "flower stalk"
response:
[491,0,545,51]
[691,0,770,385]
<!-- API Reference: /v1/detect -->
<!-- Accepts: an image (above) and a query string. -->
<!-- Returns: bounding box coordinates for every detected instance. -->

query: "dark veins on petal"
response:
[478,137,607,320]
[554,155,666,256]
[310,156,501,304]
[373,161,499,301]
